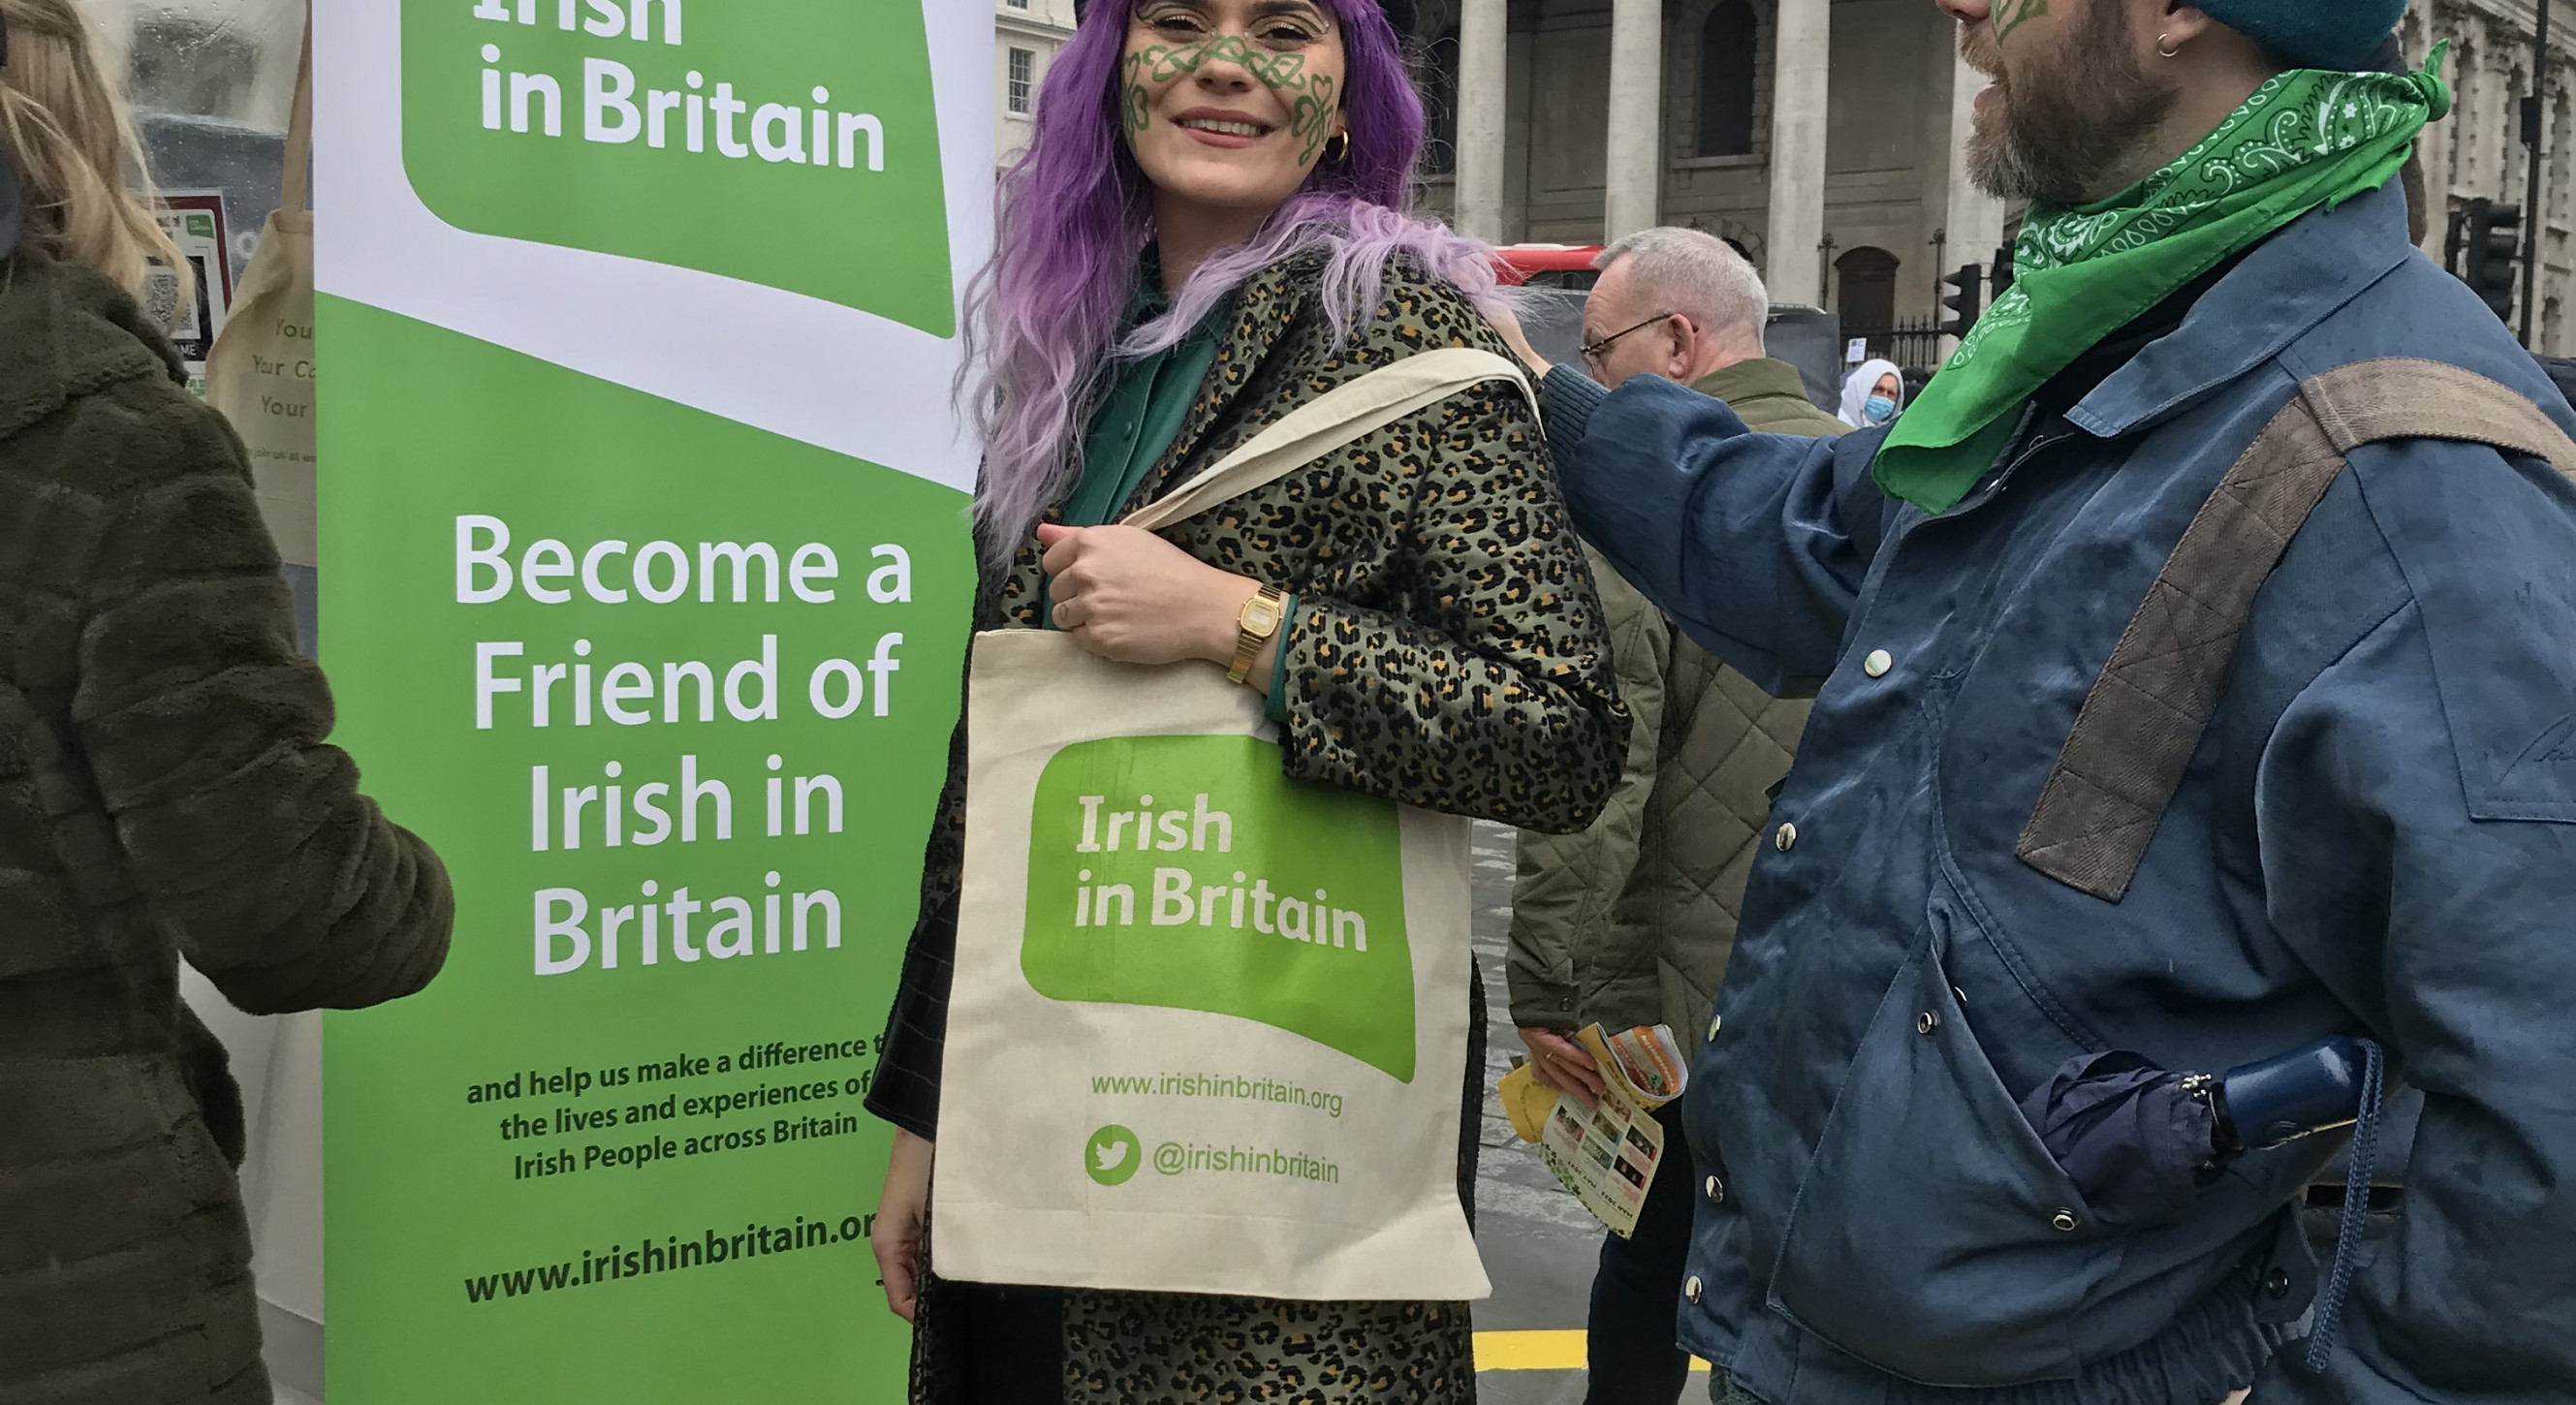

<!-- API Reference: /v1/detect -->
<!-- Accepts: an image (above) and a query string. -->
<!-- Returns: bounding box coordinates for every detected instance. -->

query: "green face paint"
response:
[1293,77,1339,166]
[1117,13,1343,164]
[1123,64,1151,135]
[1992,0,2047,42]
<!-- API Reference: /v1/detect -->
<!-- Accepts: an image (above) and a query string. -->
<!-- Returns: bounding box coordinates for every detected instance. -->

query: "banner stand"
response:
[306,3,990,1397]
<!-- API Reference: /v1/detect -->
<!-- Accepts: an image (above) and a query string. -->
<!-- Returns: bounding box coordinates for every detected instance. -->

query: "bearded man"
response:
[1493,3,2576,1403]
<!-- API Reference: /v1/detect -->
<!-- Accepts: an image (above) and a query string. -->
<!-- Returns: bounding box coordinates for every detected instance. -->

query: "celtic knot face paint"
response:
[1992,0,2048,42]
[1117,1,1350,223]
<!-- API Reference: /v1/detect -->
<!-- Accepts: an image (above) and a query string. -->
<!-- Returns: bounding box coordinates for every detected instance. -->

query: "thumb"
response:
[1034,523,1079,546]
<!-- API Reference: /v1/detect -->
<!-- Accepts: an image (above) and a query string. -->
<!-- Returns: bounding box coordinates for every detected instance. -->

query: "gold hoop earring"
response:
[2157,34,2183,58]
[1325,131,1351,164]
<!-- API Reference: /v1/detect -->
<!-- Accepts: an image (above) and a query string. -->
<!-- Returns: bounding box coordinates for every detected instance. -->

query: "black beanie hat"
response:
[1073,0,1417,38]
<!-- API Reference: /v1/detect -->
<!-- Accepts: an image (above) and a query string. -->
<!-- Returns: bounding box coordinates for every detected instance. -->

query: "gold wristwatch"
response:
[1227,583,1288,685]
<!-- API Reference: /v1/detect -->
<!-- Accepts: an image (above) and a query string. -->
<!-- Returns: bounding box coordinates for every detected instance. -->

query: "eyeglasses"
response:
[1580,312,1681,374]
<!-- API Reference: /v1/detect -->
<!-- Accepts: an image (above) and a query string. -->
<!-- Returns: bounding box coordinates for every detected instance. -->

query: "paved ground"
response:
[1467,819,1595,1403]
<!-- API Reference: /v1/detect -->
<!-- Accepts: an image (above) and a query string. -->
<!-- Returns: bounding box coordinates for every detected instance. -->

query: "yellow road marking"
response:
[1472,1330,1711,1372]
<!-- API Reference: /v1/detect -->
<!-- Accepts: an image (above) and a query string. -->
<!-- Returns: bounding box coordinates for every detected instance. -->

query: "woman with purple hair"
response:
[861,0,1626,1398]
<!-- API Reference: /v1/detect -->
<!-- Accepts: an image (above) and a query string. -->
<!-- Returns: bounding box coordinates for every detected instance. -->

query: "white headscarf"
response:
[1838,359,1905,428]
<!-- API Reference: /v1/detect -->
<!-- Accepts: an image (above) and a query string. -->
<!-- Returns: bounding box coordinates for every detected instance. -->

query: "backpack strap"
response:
[2017,358,2576,902]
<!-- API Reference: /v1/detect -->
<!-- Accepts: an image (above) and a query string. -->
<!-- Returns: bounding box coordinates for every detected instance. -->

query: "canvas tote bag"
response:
[204,13,317,572]
[930,348,1531,1302]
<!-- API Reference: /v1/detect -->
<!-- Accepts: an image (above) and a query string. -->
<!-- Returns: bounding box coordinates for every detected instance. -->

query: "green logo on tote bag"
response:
[402,0,955,333]
[1021,735,1418,1081]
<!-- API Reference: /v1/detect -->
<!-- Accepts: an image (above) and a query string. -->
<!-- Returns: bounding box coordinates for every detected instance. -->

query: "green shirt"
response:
[1046,279,1296,720]
[1059,288,1224,528]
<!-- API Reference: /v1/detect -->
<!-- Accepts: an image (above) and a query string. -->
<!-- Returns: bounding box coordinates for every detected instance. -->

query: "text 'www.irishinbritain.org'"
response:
[463,1210,873,1304]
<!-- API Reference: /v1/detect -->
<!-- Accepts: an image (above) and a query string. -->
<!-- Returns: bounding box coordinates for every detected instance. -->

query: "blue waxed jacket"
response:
[1540,179,2576,1405]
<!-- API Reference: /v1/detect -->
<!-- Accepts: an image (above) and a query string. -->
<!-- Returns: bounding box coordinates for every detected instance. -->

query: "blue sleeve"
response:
[1540,366,1889,696]
[2249,442,2576,1403]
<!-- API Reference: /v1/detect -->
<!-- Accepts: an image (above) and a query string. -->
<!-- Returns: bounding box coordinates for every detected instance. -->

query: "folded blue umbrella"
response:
[2016,1050,2220,1229]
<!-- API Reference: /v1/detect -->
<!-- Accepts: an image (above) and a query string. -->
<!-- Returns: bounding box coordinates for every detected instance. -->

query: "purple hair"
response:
[962,0,1495,562]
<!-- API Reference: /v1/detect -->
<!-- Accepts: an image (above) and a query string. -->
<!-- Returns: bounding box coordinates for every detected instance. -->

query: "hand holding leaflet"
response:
[1498,1023,1687,1238]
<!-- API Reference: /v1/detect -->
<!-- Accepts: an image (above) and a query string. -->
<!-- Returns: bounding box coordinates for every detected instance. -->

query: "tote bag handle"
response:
[1121,347,1533,533]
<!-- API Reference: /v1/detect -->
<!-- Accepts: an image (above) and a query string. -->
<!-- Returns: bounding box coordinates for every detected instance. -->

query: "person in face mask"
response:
[1839,358,1907,427]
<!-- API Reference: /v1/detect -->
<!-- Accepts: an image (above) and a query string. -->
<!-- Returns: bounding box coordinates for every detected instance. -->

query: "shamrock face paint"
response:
[1119,0,1350,229]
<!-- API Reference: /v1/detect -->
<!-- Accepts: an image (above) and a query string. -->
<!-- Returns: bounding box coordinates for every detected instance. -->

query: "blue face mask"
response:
[1864,394,1898,425]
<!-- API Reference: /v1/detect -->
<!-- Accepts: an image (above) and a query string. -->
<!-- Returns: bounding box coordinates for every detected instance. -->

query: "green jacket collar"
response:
[1690,358,1836,425]
[0,249,182,445]
[1690,357,1807,403]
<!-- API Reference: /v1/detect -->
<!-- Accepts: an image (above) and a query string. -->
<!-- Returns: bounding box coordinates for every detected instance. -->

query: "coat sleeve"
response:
[2248,444,2576,1404]
[1541,369,1890,698]
[864,697,967,1140]
[1507,555,1671,1030]
[66,389,452,1015]
[1274,360,1629,837]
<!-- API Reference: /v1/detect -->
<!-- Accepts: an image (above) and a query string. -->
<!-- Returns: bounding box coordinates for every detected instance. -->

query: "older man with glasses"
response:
[1508,228,1845,1405]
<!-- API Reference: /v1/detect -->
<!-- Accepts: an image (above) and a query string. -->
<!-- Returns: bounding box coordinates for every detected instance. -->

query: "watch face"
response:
[1245,598,1282,633]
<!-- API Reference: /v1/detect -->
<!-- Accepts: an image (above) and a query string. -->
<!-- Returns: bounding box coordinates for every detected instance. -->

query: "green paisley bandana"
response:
[1873,48,2452,514]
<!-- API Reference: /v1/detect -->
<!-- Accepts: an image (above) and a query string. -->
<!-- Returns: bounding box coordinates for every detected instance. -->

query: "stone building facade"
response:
[2407,1,2576,353]
[1410,0,2009,354]
[995,0,1080,168]
[1398,0,2576,357]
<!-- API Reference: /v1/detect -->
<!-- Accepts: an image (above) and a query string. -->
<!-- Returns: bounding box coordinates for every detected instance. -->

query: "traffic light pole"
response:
[2524,0,2553,346]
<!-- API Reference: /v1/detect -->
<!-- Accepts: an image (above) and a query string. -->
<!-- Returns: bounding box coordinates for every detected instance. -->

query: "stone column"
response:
[1603,0,1665,240]
[1454,0,1509,242]
[1766,0,1831,304]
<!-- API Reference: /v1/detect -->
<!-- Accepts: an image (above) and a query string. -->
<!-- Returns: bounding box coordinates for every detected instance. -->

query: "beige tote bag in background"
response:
[205,13,317,571]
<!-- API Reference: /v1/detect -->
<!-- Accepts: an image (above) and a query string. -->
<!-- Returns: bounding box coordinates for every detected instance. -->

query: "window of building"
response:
[1697,0,1758,158]
[1005,0,1030,9]
[1007,47,1036,117]
[128,13,266,121]
[1420,27,1462,176]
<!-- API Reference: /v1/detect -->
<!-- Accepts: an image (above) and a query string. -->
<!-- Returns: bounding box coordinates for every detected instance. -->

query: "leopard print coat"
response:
[871,246,1627,1404]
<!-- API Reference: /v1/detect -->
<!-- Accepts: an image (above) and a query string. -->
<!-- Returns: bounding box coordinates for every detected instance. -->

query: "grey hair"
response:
[1594,227,1769,353]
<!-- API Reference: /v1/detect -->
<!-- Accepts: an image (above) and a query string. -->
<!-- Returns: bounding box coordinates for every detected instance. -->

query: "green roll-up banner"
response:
[317,3,987,1396]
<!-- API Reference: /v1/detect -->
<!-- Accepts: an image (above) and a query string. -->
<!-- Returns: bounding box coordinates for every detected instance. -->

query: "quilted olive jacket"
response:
[1509,358,1841,1045]
[0,248,453,1404]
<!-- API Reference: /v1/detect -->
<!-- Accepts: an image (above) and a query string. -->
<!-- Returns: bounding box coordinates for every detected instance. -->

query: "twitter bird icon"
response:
[1084,1125,1143,1186]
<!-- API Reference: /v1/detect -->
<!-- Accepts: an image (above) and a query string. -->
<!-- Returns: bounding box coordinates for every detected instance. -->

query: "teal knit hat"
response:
[2197,0,2407,72]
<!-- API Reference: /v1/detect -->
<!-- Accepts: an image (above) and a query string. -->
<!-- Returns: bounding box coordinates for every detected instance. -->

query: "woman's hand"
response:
[1519,1026,1605,1108]
[1037,524,1265,673]
[871,1128,933,1322]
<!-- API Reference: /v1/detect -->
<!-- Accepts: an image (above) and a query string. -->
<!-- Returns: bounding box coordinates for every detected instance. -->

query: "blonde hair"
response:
[0,0,190,310]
